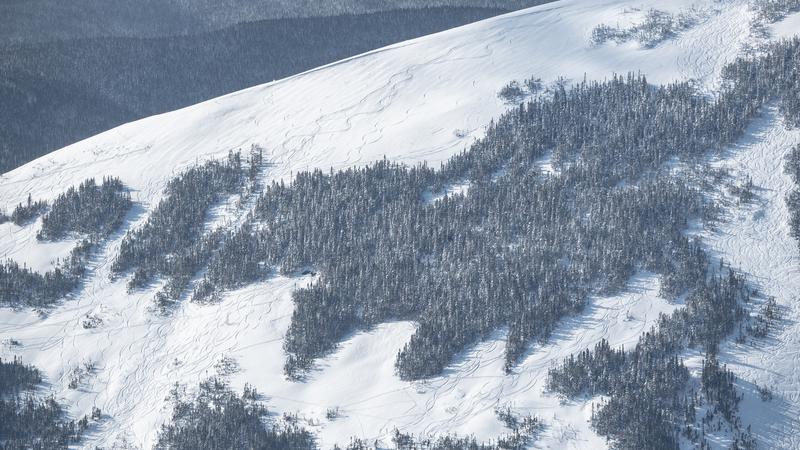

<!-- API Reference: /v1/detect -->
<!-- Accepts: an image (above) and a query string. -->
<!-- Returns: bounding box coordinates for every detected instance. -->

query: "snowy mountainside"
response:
[1,0,800,448]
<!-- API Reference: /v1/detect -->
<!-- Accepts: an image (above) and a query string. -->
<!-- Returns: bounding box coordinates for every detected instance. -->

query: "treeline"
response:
[0,357,90,449]
[153,378,315,450]
[0,177,131,307]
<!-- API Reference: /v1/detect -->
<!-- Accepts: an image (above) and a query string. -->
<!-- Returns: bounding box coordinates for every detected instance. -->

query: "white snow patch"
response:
[536,149,557,176]
[0,219,78,273]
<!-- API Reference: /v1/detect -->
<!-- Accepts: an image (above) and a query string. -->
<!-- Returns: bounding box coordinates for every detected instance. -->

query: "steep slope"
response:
[0,6,525,175]
[1,0,799,449]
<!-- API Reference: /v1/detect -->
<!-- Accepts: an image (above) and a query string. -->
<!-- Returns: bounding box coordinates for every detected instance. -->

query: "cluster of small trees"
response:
[720,39,800,127]
[0,357,89,449]
[337,435,492,450]
[0,257,75,307]
[37,176,130,241]
[5,194,48,226]
[591,8,700,47]
[153,397,539,450]
[0,356,41,394]
[744,295,778,338]
[497,78,542,103]
[334,411,540,450]
[153,378,315,450]
[0,240,91,307]
[701,356,741,425]
[546,266,751,449]
[388,432,505,450]
[2,178,127,234]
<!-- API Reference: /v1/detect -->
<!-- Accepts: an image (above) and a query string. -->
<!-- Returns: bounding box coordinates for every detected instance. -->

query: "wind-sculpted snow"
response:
[0,0,799,448]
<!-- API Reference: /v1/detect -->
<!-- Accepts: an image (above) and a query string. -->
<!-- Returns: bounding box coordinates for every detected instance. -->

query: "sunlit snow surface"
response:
[1,0,799,448]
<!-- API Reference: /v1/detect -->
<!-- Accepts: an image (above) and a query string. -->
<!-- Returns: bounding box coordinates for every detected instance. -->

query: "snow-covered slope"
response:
[703,107,800,450]
[1,0,799,448]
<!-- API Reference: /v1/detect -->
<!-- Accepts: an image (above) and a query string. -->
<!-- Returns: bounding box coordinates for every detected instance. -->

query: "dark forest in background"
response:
[0,1,553,174]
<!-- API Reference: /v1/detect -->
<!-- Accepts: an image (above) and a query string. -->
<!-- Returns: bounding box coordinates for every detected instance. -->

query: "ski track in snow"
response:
[0,0,798,448]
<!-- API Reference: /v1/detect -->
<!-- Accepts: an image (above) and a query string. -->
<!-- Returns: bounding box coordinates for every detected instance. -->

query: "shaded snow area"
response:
[0,0,799,449]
